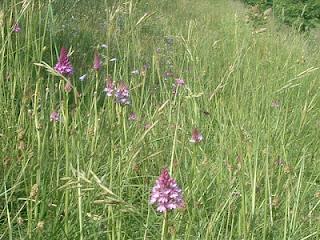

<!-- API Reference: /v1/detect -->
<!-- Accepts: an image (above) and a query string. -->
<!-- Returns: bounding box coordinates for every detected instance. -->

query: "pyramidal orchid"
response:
[190,128,203,143]
[50,111,60,122]
[173,78,185,95]
[115,81,130,105]
[93,52,102,71]
[54,47,73,76]
[150,168,185,213]
[12,22,21,32]
[103,78,115,97]
[128,112,137,121]
[175,78,185,86]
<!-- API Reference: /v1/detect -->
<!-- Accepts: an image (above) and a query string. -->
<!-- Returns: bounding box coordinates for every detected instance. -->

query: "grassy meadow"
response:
[1,0,320,239]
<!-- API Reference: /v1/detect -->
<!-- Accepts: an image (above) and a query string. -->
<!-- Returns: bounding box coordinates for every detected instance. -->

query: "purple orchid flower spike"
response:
[150,168,185,213]
[173,78,185,95]
[190,128,203,143]
[54,47,73,76]
[115,81,130,105]
[12,22,21,32]
[93,52,102,71]
[175,78,185,86]
[103,77,115,97]
[128,112,137,121]
[50,111,60,122]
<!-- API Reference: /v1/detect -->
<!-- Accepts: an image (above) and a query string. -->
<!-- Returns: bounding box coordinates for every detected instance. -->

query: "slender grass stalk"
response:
[4,184,12,240]
[76,141,83,240]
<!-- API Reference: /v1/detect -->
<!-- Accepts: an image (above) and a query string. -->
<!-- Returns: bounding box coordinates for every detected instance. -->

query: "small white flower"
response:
[79,74,87,81]
[131,69,139,75]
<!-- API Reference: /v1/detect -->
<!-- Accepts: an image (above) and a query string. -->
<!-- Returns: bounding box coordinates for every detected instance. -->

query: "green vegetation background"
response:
[1,0,320,239]
[242,0,320,30]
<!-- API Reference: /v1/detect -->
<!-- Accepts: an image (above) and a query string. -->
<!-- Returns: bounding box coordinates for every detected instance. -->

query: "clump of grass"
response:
[1,0,320,239]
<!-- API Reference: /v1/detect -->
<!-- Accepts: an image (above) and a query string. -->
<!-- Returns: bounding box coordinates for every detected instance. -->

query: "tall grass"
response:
[1,0,320,239]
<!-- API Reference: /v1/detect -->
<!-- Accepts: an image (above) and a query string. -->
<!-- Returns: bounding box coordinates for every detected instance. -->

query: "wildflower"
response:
[93,52,102,71]
[12,22,21,32]
[103,78,115,97]
[172,78,185,95]
[54,47,73,76]
[131,69,139,75]
[64,81,73,93]
[115,81,130,105]
[128,112,137,121]
[150,168,185,212]
[50,111,60,122]
[175,78,185,86]
[79,74,87,81]
[190,128,203,143]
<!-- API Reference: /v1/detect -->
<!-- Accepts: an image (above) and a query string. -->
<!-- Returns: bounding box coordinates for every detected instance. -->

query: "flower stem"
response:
[161,211,169,240]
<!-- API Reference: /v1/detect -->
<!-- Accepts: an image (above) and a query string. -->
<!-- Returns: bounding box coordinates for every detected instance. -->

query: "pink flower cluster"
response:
[150,168,185,212]
[104,79,130,105]
[54,48,73,76]
[190,128,203,143]
[50,111,60,122]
